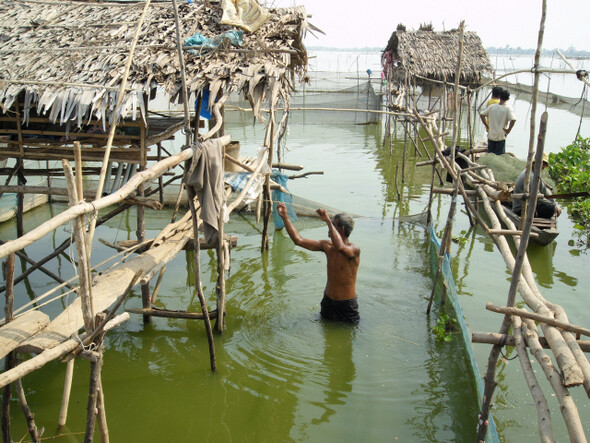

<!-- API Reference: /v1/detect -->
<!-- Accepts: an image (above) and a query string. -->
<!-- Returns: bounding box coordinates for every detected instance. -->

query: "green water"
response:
[1,112,589,442]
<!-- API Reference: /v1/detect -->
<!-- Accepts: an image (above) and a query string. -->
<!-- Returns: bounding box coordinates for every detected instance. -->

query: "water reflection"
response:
[311,322,356,426]
[527,241,578,287]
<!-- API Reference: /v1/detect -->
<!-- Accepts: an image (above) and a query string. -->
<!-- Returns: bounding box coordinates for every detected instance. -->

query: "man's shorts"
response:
[320,294,360,324]
[487,139,506,155]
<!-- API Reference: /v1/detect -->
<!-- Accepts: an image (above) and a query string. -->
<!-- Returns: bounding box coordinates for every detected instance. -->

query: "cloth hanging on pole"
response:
[184,139,227,244]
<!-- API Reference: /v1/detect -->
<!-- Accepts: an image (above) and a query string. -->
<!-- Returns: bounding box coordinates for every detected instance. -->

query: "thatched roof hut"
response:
[0,0,309,126]
[382,26,493,88]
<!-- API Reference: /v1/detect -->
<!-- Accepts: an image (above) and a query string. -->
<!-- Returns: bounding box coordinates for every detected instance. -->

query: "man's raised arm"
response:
[277,202,323,251]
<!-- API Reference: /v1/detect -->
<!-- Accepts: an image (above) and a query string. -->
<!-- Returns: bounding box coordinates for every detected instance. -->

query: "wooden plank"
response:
[0,311,49,359]
[18,226,192,354]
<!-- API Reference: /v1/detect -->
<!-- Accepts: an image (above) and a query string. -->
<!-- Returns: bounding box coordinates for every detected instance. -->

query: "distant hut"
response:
[382,24,493,94]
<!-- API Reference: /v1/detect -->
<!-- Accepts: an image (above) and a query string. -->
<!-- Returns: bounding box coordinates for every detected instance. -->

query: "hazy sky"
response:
[267,0,590,51]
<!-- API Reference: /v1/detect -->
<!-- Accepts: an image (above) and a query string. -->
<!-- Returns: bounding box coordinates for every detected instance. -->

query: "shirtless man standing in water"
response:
[277,202,361,324]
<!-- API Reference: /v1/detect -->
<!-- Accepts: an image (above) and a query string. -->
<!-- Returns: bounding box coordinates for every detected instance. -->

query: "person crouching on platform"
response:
[512,152,562,218]
[276,202,360,324]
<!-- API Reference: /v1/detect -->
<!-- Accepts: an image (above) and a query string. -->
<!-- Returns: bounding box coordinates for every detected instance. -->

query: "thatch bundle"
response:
[382,28,493,87]
[0,0,309,126]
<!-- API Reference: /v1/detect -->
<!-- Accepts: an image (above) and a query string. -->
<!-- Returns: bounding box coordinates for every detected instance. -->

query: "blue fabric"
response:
[271,170,297,229]
[184,31,244,53]
[197,87,212,120]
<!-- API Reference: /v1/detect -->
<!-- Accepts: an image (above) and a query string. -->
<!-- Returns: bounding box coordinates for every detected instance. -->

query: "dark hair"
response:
[491,86,502,98]
[500,89,510,101]
[333,213,354,237]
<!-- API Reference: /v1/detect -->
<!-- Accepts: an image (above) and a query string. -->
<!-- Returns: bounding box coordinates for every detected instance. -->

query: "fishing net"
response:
[476,153,556,188]
[289,79,383,125]
[429,226,500,443]
[397,210,429,225]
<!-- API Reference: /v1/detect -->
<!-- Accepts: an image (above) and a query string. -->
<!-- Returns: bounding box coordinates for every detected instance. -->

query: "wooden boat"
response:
[500,205,559,246]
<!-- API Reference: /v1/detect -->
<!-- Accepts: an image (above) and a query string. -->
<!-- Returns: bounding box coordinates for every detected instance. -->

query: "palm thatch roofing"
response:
[382,28,493,87]
[0,0,309,126]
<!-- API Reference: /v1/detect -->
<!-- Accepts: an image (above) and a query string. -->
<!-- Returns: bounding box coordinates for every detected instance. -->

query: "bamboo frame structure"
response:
[380,8,590,440]
[0,0,310,437]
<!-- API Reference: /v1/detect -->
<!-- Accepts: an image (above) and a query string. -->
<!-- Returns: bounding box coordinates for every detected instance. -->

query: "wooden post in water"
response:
[84,313,106,443]
[261,120,275,252]
[59,359,75,428]
[187,186,216,371]
[63,159,94,332]
[138,117,151,323]
[216,202,226,332]
[1,253,15,442]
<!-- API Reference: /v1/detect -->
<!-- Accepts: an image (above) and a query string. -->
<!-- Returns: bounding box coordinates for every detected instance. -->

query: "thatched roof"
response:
[382,28,493,86]
[0,0,309,125]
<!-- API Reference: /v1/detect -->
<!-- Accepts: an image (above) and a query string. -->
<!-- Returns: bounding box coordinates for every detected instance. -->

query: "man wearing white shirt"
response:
[480,88,516,155]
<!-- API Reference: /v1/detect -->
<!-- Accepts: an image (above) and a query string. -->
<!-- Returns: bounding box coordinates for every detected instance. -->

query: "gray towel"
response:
[184,139,225,244]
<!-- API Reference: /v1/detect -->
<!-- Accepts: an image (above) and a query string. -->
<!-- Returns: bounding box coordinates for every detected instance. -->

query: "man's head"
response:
[500,88,510,102]
[333,213,354,238]
[533,152,550,169]
[491,86,502,99]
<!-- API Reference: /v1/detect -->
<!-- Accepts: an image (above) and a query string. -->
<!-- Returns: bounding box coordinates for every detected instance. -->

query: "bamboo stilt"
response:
[84,313,106,443]
[187,186,216,371]
[96,377,109,443]
[260,121,275,252]
[58,358,75,428]
[63,160,94,332]
[1,253,15,442]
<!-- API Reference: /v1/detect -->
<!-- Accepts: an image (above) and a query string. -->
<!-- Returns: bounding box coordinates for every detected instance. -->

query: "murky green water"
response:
[1,107,589,442]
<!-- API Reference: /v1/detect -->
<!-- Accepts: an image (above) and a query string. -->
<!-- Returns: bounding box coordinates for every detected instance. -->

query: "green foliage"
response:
[432,313,458,343]
[548,135,590,248]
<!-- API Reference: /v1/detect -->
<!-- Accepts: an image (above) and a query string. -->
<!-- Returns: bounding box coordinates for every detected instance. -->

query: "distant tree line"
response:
[486,46,590,58]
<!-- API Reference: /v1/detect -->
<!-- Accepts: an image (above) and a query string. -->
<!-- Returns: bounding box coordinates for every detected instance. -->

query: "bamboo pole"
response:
[486,303,590,337]
[86,0,152,250]
[261,121,275,252]
[512,316,554,442]
[216,198,226,332]
[471,332,590,353]
[96,377,109,443]
[85,313,106,443]
[63,160,94,332]
[15,377,41,442]
[522,0,547,225]
[187,186,216,371]
[522,319,587,442]
[171,0,192,145]
[58,358,75,428]
[1,253,15,442]
[126,308,220,320]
